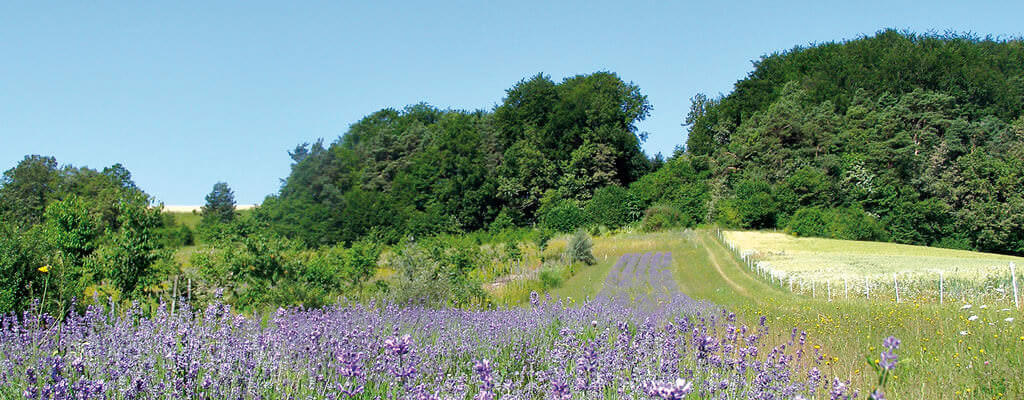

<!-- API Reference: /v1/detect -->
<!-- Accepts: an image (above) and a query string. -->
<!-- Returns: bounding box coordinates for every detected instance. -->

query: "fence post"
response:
[171,275,178,316]
[939,272,944,305]
[1012,262,1019,310]
[865,277,870,299]
[827,280,832,302]
[844,278,848,299]
[789,276,793,292]
[894,274,900,304]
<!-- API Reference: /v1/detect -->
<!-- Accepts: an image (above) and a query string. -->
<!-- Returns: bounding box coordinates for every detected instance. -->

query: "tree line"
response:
[256,71,661,246]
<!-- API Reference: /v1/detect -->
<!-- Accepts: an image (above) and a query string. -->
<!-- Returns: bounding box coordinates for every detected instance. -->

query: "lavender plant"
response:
[0,253,847,399]
[866,336,901,400]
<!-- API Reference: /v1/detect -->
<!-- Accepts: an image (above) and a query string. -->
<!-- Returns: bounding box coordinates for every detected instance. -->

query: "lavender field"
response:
[1,252,854,400]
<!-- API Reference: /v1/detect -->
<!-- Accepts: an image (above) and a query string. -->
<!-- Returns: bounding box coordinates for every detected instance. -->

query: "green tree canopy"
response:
[202,182,237,224]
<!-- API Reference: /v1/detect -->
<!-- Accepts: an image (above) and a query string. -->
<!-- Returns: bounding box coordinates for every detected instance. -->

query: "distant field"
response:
[163,204,257,213]
[723,230,1024,283]
[163,207,255,229]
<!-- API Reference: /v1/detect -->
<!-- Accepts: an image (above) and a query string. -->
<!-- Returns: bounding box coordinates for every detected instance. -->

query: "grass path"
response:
[696,232,750,297]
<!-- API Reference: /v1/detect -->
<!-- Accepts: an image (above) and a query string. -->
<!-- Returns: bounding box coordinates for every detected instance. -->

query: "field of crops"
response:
[721,230,1024,305]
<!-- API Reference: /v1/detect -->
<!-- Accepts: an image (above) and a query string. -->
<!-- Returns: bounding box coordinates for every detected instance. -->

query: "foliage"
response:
[538,267,564,289]
[201,181,237,224]
[97,196,167,296]
[684,30,1024,255]
[641,204,690,232]
[0,155,59,229]
[584,185,631,229]
[534,229,554,252]
[539,200,588,233]
[385,239,487,307]
[628,155,710,224]
[488,208,518,232]
[0,156,175,314]
[260,72,656,246]
[0,226,44,314]
[787,206,887,241]
[566,229,596,265]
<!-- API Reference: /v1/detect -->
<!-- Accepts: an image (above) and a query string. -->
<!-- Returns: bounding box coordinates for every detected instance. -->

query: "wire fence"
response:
[713,228,1022,308]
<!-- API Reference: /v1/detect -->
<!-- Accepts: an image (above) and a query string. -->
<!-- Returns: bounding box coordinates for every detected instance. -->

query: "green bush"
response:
[0,226,41,314]
[731,176,777,229]
[828,207,888,241]
[386,240,487,307]
[628,156,709,223]
[787,207,831,238]
[538,267,564,289]
[641,204,690,232]
[787,206,887,241]
[489,207,520,232]
[540,200,588,233]
[585,185,631,229]
[566,229,596,265]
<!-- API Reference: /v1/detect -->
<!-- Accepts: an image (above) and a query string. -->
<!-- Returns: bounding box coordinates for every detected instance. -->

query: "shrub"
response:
[585,185,631,229]
[0,227,41,314]
[787,207,830,238]
[540,200,588,233]
[641,204,690,232]
[787,206,887,241]
[731,177,777,229]
[566,230,596,265]
[538,268,564,289]
[628,156,710,223]
[386,240,487,307]
[828,207,887,241]
[489,208,519,232]
[534,229,554,252]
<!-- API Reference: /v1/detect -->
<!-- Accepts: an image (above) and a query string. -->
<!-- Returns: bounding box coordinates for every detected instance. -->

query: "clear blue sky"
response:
[2,1,1022,205]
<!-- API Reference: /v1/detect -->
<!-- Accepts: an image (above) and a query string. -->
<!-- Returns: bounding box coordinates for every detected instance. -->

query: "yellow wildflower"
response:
[38,265,50,273]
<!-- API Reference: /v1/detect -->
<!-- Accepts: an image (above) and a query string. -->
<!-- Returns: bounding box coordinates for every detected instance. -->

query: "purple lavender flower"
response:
[882,336,900,350]
[551,378,572,400]
[473,359,494,390]
[385,334,413,356]
[646,378,694,400]
[879,351,897,371]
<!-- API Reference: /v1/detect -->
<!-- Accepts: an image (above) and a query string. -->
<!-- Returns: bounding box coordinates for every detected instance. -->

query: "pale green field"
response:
[164,209,254,230]
[723,230,1024,283]
[165,210,203,229]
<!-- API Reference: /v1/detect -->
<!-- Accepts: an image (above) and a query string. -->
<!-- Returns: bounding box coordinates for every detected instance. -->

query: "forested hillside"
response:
[684,30,1024,255]
[257,72,660,246]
